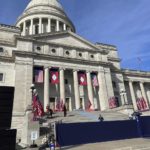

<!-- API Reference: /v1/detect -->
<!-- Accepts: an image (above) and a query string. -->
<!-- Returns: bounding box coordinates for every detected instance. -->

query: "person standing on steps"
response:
[98,114,104,122]
[63,104,67,117]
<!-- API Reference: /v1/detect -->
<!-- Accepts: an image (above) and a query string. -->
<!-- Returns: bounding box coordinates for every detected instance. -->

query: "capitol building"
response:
[0,0,150,139]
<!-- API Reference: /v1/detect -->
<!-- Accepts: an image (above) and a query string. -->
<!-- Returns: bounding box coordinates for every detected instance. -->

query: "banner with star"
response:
[78,72,87,85]
[50,71,59,84]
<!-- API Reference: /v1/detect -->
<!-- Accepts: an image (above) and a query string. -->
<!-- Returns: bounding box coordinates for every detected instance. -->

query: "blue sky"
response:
[0,0,150,71]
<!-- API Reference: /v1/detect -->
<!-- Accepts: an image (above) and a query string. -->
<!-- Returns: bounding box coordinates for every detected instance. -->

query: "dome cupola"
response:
[16,0,75,36]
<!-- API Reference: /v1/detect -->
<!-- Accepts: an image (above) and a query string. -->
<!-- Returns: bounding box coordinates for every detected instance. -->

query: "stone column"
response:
[39,18,42,34]
[44,67,50,111]
[97,71,108,110]
[48,18,51,32]
[139,82,149,107]
[30,19,33,35]
[86,71,94,109]
[63,23,66,31]
[23,21,26,36]
[73,70,80,109]
[129,81,138,110]
[56,20,59,32]
[59,68,65,104]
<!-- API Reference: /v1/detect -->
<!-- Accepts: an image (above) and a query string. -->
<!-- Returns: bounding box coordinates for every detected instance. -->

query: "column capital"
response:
[86,70,91,73]
[129,80,134,83]
[59,67,66,71]
[140,81,145,84]
[73,69,79,72]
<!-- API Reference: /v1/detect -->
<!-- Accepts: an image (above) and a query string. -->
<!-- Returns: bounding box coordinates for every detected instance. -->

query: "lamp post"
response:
[120,89,128,105]
[29,84,38,148]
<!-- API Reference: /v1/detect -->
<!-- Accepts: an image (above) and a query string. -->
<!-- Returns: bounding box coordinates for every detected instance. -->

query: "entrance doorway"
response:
[80,98,85,109]
[50,97,55,110]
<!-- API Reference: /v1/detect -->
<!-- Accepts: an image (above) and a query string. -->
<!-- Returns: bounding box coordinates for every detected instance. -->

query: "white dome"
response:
[25,0,63,11]
[16,0,75,35]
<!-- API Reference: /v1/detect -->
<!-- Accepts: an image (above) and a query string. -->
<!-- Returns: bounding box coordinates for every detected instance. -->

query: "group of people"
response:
[46,104,67,118]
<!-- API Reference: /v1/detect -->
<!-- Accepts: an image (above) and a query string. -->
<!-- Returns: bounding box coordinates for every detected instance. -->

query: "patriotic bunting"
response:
[34,69,43,83]
[78,73,87,85]
[32,94,44,120]
[136,97,149,111]
[50,71,59,84]
[109,97,117,109]
[91,73,99,87]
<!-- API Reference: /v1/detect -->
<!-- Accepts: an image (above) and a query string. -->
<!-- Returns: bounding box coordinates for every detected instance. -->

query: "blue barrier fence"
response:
[56,116,150,147]
[140,116,150,137]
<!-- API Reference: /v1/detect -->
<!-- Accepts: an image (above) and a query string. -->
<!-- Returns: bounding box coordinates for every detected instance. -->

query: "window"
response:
[0,47,4,52]
[90,54,94,58]
[79,53,82,57]
[51,49,56,53]
[65,51,70,55]
[36,46,41,51]
[35,25,39,34]
[0,73,3,81]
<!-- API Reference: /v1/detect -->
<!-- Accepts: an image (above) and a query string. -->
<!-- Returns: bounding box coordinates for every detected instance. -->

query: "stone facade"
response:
[0,0,150,139]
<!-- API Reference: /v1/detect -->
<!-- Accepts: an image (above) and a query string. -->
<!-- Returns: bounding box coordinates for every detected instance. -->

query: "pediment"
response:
[36,32,99,51]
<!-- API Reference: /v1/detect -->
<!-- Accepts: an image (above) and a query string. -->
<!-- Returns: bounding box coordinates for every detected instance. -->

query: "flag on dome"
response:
[91,73,99,87]
[78,73,87,85]
[34,69,44,83]
[50,71,59,84]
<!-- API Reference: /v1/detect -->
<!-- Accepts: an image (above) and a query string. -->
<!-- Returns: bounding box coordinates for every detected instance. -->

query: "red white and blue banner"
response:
[109,97,117,109]
[50,71,59,84]
[136,97,149,111]
[32,95,44,119]
[34,69,44,83]
[91,73,99,87]
[78,73,87,85]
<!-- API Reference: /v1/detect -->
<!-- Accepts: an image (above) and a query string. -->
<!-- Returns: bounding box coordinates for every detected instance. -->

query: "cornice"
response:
[0,24,20,33]
[108,57,121,62]
[122,69,150,77]
[95,42,117,51]
[0,40,16,47]
[15,33,107,54]
[12,50,111,67]
[0,55,14,62]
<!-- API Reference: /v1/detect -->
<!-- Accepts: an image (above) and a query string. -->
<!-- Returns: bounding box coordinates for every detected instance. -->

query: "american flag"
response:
[32,95,44,117]
[137,97,148,111]
[109,97,117,109]
[34,69,43,83]
[91,74,99,87]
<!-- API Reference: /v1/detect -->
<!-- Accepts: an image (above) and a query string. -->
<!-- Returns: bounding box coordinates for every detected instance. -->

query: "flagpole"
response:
[137,57,141,70]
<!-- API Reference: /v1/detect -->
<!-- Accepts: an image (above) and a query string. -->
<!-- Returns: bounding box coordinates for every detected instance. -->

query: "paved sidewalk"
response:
[59,138,150,150]
[21,138,150,150]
